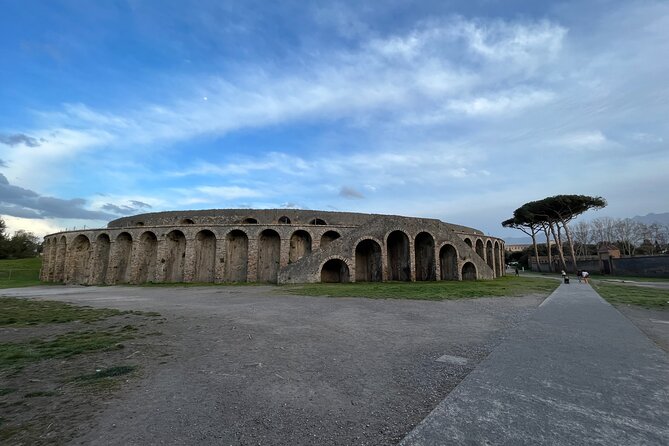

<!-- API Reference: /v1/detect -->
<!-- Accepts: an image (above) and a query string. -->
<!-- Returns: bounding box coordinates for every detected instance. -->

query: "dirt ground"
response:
[1,286,544,446]
[2,285,667,446]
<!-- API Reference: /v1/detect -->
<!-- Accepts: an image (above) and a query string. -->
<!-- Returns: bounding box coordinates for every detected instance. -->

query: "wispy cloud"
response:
[0,133,43,147]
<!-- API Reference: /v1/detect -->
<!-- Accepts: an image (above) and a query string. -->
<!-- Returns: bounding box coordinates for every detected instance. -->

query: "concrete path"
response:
[401,283,669,445]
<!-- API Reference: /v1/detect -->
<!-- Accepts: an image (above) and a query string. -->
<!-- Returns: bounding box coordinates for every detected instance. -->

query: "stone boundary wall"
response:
[40,209,504,285]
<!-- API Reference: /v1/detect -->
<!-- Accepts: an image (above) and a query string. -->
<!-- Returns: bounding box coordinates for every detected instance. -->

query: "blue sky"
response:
[0,0,667,240]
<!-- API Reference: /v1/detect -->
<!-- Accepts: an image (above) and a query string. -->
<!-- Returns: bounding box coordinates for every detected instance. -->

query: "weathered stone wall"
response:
[41,209,505,285]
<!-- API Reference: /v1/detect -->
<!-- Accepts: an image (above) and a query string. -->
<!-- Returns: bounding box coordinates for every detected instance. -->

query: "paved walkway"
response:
[401,283,669,445]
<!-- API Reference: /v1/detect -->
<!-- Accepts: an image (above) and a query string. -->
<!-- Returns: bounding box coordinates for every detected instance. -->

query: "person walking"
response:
[582,270,589,284]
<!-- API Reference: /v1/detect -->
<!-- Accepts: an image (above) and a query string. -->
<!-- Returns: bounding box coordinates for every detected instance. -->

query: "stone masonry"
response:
[39,209,505,285]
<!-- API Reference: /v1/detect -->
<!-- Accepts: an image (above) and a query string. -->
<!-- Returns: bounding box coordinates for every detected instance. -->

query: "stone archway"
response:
[136,231,158,284]
[475,239,485,260]
[439,244,458,280]
[494,241,501,277]
[289,230,312,263]
[321,259,350,283]
[486,240,494,272]
[165,230,186,282]
[355,239,382,282]
[70,234,91,284]
[194,230,216,282]
[415,232,436,281]
[462,262,477,280]
[320,230,340,249]
[387,231,410,281]
[114,232,133,284]
[225,230,248,282]
[257,229,281,283]
[93,234,111,284]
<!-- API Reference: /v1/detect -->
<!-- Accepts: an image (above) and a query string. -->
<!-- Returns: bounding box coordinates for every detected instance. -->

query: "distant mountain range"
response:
[502,212,669,244]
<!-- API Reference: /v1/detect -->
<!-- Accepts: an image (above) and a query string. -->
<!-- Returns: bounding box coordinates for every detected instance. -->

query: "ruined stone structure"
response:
[40,209,505,285]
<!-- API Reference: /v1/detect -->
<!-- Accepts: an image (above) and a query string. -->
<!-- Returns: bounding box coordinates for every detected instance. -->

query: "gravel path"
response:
[3,286,545,445]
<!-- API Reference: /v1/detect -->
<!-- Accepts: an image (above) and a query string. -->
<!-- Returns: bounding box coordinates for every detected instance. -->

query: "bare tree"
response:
[570,220,591,257]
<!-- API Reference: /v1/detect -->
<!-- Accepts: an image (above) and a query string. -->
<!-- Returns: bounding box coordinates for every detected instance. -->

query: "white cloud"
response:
[556,131,608,150]
[446,89,555,116]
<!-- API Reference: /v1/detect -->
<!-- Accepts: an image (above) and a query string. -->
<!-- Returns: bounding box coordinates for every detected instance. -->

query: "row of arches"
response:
[135,215,331,227]
[463,237,504,278]
[319,231,480,283]
[43,228,342,285]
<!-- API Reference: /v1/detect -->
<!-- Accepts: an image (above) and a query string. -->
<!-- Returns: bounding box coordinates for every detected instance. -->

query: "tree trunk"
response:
[531,233,541,272]
[543,225,553,272]
[562,220,579,273]
[550,222,567,271]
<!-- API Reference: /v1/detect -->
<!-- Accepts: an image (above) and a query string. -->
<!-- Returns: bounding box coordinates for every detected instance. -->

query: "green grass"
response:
[592,281,669,309]
[599,276,669,283]
[0,257,42,288]
[0,297,126,326]
[0,327,135,368]
[74,365,136,381]
[283,276,559,300]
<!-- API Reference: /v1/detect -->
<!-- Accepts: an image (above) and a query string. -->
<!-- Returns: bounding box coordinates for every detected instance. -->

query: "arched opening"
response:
[462,262,477,281]
[464,238,473,248]
[165,230,186,282]
[320,230,340,249]
[54,236,67,282]
[415,232,436,281]
[136,221,145,226]
[195,230,216,282]
[257,229,281,283]
[181,218,195,225]
[475,239,485,260]
[486,240,494,272]
[309,218,327,225]
[355,239,382,282]
[494,241,501,278]
[115,232,133,284]
[93,234,111,284]
[243,217,258,224]
[289,230,312,263]
[321,259,350,283]
[70,235,91,285]
[278,216,291,224]
[136,232,158,284]
[387,231,411,281]
[225,230,248,282]
[439,244,458,280]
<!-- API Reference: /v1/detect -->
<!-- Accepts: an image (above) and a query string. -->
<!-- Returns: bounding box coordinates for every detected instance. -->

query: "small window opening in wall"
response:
[243,217,258,224]
[136,221,144,226]
[309,218,327,225]
[278,216,291,224]
[181,218,195,224]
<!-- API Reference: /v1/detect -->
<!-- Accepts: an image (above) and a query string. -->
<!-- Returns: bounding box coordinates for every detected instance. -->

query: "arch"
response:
[309,218,327,225]
[136,221,145,226]
[181,218,195,225]
[70,234,91,285]
[278,216,291,224]
[494,241,501,278]
[414,232,436,281]
[115,232,133,284]
[320,230,340,249]
[225,230,248,282]
[486,240,494,272]
[136,231,158,283]
[194,230,216,282]
[321,258,350,283]
[165,230,186,282]
[475,239,485,260]
[462,262,477,281]
[289,230,312,264]
[355,239,382,282]
[54,236,67,282]
[92,234,111,284]
[464,238,473,248]
[439,244,458,280]
[257,229,281,283]
[242,217,258,224]
[387,230,411,281]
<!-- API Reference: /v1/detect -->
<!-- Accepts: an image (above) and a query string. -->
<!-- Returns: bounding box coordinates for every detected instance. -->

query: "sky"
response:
[0,0,667,241]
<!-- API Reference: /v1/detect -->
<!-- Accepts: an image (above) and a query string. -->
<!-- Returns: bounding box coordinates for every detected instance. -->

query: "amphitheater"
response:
[39,209,505,285]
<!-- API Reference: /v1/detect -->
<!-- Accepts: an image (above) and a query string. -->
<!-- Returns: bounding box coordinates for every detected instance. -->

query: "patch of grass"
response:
[74,365,136,381]
[0,388,16,396]
[600,276,669,283]
[283,276,559,300]
[0,329,133,368]
[592,281,669,309]
[0,297,125,326]
[0,257,42,288]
